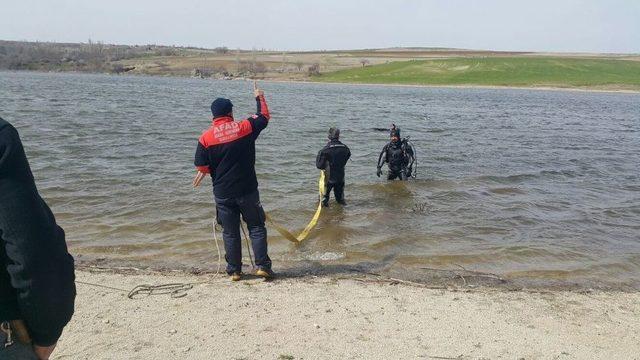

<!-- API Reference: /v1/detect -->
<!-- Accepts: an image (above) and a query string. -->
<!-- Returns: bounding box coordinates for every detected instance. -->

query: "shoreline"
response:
[266,78,640,94]
[74,259,640,293]
[3,69,640,94]
[53,267,640,359]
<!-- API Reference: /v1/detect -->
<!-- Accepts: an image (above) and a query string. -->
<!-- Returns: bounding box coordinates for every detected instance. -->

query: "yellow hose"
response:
[266,170,325,243]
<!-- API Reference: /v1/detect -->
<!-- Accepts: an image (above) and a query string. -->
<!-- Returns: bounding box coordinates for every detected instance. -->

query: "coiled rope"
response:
[77,218,224,299]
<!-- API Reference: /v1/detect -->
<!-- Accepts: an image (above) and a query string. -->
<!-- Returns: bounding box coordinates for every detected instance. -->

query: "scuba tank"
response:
[403,137,417,179]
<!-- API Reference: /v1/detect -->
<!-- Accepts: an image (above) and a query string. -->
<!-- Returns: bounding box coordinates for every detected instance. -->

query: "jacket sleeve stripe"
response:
[194,140,210,173]
[256,95,270,120]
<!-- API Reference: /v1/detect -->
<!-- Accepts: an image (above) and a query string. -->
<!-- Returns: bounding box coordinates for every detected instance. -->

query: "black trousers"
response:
[323,182,345,203]
[215,189,271,274]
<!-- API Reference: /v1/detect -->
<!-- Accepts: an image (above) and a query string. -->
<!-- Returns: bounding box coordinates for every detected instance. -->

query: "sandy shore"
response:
[51,268,640,360]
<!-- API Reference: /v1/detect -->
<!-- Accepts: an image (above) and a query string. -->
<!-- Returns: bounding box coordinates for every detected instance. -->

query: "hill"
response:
[314,57,640,91]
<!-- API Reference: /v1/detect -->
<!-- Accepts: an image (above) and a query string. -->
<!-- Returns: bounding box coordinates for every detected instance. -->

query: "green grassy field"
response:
[314,57,640,90]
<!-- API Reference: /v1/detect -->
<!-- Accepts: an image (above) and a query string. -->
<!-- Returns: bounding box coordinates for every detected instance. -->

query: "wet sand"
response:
[54,268,640,359]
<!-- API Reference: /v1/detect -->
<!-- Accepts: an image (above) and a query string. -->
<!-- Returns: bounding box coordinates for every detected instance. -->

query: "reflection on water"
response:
[1,71,639,288]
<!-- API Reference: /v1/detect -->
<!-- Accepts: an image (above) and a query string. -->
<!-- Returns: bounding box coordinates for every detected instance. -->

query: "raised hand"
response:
[254,80,264,97]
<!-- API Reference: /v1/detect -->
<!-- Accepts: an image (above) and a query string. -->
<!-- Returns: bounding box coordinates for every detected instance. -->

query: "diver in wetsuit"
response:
[316,127,351,206]
[376,126,415,180]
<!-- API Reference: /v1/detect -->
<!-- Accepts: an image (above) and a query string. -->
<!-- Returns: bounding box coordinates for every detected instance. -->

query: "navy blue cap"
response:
[211,98,233,117]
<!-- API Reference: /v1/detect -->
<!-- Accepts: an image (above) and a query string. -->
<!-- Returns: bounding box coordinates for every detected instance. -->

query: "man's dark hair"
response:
[328,127,340,140]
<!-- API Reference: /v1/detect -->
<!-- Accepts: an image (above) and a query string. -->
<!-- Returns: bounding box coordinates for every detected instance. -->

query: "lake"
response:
[1,71,639,288]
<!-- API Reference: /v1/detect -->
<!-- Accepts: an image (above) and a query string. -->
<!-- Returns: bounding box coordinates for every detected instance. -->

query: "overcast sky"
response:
[3,0,639,53]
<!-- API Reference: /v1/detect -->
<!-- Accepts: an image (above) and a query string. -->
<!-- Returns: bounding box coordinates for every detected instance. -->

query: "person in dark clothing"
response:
[316,127,351,206]
[376,125,415,180]
[193,82,273,281]
[0,117,76,360]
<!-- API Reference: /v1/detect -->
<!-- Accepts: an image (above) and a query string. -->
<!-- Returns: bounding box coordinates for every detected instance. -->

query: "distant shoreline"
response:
[3,41,639,94]
[3,68,640,94]
[271,78,640,94]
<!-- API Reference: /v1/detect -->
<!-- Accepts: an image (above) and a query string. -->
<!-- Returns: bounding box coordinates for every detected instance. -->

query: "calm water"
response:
[1,71,639,288]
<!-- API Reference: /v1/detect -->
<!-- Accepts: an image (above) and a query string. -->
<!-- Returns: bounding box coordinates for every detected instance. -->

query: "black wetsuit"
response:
[377,139,415,180]
[316,139,351,205]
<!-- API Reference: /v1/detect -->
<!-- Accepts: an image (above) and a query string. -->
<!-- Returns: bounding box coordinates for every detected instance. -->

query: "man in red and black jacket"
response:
[193,82,273,281]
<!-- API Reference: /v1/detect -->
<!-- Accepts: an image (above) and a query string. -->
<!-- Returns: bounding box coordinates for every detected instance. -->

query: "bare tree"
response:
[85,39,105,70]
[280,52,287,73]
[237,60,253,75]
[157,47,177,56]
[254,62,267,75]
[235,49,241,73]
[214,46,229,54]
[307,63,320,76]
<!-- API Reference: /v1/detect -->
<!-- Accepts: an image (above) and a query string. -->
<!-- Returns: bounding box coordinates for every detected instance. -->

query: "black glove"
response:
[376,167,382,177]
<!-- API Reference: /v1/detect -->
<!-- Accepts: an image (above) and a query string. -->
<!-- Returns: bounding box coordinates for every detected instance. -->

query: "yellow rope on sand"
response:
[266,170,325,243]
